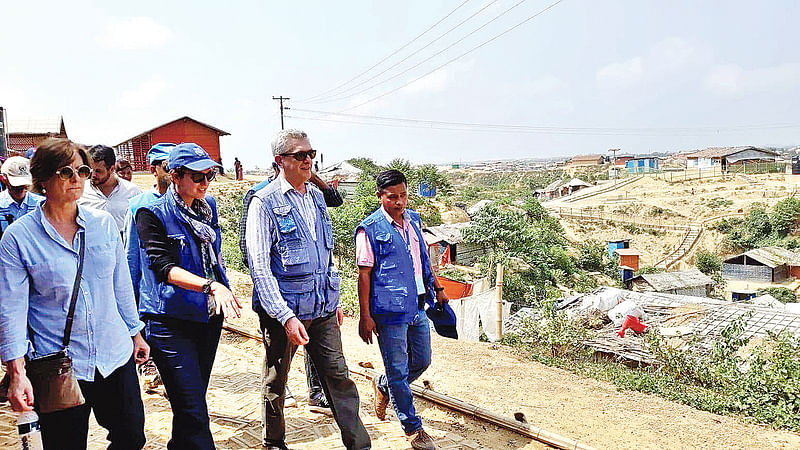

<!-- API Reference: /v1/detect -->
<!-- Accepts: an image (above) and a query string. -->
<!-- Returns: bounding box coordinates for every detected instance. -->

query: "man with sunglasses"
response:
[122,143,176,390]
[239,158,343,413]
[246,129,369,450]
[79,144,141,232]
[134,143,241,449]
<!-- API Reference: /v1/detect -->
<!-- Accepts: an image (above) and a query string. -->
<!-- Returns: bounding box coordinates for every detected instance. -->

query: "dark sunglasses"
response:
[55,165,92,180]
[280,150,317,161]
[185,170,216,183]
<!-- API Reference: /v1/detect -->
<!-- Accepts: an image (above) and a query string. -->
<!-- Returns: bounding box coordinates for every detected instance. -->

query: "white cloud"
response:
[596,57,643,89]
[595,37,709,90]
[96,17,172,50]
[117,78,167,109]
[706,63,800,97]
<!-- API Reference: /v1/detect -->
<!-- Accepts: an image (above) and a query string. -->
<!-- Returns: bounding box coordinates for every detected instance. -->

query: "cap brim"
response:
[181,160,222,171]
[6,175,32,187]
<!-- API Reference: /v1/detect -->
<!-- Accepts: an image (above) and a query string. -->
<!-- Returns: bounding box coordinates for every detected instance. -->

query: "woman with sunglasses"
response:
[133,142,240,449]
[0,138,148,449]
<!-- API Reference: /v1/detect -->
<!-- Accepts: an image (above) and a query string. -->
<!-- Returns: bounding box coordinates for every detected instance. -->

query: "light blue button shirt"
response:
[0,202,143,381]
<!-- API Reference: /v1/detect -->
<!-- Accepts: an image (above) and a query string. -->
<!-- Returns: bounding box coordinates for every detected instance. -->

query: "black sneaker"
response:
[308,393,332,415]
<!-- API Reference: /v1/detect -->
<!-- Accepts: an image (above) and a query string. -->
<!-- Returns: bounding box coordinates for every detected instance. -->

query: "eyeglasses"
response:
[54,165,92,180]
[185,170,216,183]
[280,150,317,161]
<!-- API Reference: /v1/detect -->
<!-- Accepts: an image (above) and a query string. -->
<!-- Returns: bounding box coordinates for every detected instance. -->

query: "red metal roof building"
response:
[6,116,68,153]
[114,116,230,170]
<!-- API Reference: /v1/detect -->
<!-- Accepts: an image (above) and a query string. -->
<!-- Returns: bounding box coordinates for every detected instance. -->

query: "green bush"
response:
[695,250,722,275]
[756,287,797,304]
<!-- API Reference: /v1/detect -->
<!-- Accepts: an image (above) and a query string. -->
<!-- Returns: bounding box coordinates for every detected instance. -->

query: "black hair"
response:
[376,169,407,192]
[87,144,116,169]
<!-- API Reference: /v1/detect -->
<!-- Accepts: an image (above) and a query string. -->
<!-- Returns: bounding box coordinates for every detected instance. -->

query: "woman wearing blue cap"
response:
[134,142,241,449]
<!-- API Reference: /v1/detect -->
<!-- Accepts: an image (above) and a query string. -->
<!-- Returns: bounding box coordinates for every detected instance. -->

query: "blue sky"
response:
[2,1,798,169]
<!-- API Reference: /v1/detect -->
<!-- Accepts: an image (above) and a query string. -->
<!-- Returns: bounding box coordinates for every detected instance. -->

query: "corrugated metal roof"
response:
[115,116,229,146]
[318,161,362,182]
[7,116,64,135]
[685,146,778,159]
[570,154,604,162]
[726,246,800,268]
[537,178,565,193]
[634,269,714,291]
[423,222,470,245]
[563,178,591,188]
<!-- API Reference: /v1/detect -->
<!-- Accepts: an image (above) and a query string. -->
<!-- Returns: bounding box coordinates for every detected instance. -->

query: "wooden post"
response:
[495,263,504,340]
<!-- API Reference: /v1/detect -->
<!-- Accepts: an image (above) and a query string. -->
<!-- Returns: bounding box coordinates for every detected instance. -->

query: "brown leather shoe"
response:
[372,377,388,420]
[408,428,436,450]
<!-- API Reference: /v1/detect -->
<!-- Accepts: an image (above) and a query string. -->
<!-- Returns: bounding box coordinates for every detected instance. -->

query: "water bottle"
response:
[17,410,43,450]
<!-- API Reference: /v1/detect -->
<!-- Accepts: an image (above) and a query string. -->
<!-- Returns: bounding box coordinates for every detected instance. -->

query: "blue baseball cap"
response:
[167,143,222,171]
[147,143,175,165]
[24,147,36,159]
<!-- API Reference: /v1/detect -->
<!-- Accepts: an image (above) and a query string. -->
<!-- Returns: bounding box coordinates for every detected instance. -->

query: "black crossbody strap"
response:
[62,233,85,349]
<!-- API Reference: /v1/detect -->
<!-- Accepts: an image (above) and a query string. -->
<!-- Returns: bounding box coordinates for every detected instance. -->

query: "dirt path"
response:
[221,277,800,450]
[3,270,798,449]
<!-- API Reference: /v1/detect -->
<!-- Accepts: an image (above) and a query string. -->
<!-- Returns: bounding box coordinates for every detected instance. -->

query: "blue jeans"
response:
[376,308,432,434]
[144,315,223,450]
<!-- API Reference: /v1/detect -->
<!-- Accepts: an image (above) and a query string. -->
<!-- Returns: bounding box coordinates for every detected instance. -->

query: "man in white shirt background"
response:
[79,144,141,231]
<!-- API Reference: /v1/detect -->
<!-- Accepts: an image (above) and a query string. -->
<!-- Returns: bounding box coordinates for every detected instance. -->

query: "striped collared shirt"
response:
[245,176,321,324]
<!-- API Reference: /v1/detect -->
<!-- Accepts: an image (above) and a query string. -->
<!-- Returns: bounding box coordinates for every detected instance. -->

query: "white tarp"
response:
[578,287,624,313]
[448,287,512,342]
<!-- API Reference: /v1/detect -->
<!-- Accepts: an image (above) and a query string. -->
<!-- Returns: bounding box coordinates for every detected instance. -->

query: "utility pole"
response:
[609,148,620,189]
[0,107,7,158]
[272,96,290,130]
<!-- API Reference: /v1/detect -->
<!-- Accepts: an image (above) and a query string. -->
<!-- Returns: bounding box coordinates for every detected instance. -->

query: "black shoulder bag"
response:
[26,233,87,413]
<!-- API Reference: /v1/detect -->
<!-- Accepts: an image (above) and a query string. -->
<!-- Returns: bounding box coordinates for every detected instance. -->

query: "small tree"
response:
[696,249,723,275]
[771,197,800,237]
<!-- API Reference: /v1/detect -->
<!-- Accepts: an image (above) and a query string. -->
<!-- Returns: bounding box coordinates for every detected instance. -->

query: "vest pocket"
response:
[374,285,410,313]
[324,272,341,311]
[375,232,393,256]
[278,238,310,266]
[279,277,315,316]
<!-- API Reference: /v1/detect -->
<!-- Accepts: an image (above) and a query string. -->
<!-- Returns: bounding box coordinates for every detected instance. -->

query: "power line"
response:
[286,111,800,136]
[293,107,800,132]
[306,0,502,104]
[301,0,473,102]
[341,0,565,112]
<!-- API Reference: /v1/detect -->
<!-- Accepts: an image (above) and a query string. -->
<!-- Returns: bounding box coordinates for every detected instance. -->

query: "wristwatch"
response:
[202,280,214,294]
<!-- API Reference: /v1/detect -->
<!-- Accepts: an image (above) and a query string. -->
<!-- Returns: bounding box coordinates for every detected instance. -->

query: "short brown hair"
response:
[115,158,132,171]
[30,138,89,194]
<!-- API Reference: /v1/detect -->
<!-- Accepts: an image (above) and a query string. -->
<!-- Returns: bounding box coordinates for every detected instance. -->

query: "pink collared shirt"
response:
[355,207,426,296]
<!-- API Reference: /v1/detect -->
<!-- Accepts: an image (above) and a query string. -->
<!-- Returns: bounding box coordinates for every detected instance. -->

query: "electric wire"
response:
[339,0,565,112]
[306,0,503,104]
[286,113,800,137]
[301,0,473,102]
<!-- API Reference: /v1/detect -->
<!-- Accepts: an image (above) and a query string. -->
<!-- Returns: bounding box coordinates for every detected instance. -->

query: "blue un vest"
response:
[253,181,340,320]
[138,192,230,322]
[126,190,163,309]
[355,208,435,325]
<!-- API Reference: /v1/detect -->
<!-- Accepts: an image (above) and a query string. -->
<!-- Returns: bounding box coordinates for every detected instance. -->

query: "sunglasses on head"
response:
[184,170,216,183]
[54,165,92,180]
[280,150,317,161]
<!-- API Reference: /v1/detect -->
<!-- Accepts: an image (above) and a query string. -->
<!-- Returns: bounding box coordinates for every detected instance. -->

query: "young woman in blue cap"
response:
[134,142,241,449]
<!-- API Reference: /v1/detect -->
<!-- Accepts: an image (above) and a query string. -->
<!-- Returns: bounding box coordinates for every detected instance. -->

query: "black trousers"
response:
[145,315,223,450]
[258,310,370,450]
[38,356,145,450]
